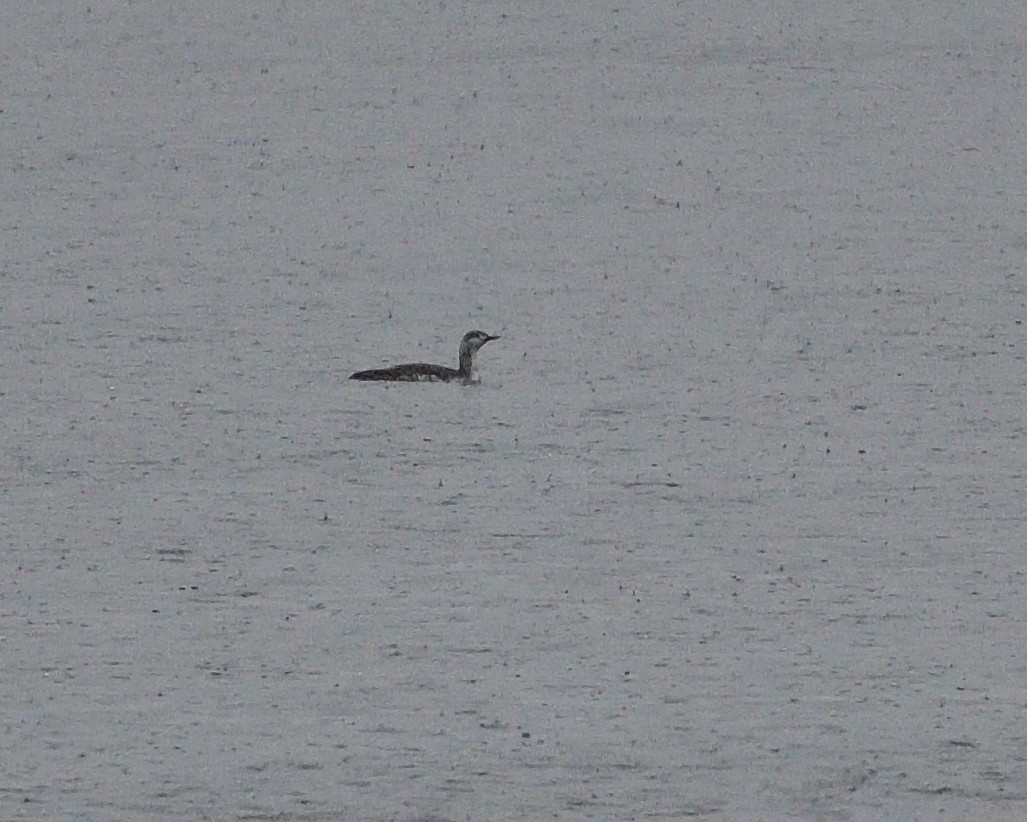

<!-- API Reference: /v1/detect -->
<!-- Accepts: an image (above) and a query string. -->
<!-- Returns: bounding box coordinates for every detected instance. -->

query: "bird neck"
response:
[458,344,477,378]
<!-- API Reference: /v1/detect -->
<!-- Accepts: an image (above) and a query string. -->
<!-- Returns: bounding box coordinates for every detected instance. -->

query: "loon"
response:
[350,330,500,383]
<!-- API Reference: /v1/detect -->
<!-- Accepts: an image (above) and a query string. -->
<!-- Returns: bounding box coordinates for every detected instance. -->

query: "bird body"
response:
[350,330,500,384]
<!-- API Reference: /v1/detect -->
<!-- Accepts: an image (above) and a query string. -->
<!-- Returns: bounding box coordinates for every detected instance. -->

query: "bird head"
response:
[461,330,500,352]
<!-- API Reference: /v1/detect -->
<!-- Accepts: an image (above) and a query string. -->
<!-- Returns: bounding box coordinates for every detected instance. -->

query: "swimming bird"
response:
[350,330,500,384]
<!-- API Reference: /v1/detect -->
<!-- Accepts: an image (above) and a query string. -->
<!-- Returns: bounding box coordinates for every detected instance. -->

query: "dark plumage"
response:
[350,330,500,384]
